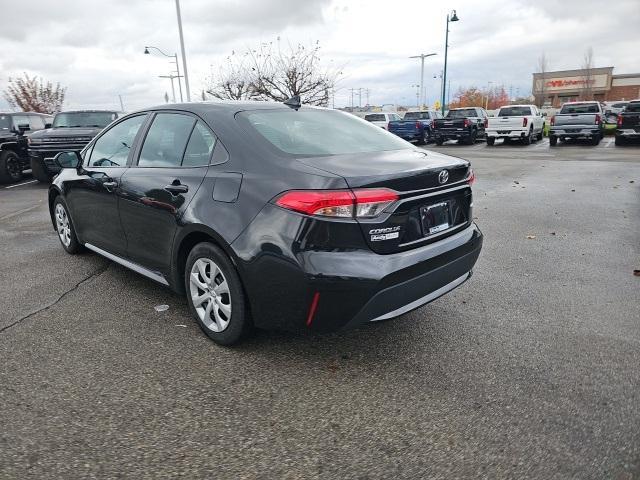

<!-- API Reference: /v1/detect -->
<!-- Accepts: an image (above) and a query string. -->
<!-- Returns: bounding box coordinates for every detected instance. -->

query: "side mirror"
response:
[541,112,547,117]
[54,151,82,169]
[45,123,52,129]
[16,123,30,133]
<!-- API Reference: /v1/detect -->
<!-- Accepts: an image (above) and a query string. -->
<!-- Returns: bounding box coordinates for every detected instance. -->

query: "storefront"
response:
[532,67,640,107]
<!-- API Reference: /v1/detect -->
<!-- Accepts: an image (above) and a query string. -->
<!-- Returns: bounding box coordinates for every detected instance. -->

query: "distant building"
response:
[532,67,640,107]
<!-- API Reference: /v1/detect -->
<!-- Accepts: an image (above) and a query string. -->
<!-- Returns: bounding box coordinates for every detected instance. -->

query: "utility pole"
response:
[118,95,124,111]
[410,53,437,110]
[411,84,420,108]
[159,74,180,102]
[358,87,363,108]
[349,88,356,110]
[174,0,191,101]
[365,88,370,106]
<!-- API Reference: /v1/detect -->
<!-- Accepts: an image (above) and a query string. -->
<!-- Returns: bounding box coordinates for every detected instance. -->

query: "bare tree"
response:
[3,73,66,113]
[580,47,595,101]
[534,53,549,108]
[206,40,340,106]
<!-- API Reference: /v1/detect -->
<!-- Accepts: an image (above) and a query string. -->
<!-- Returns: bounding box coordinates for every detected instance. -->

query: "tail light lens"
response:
[522,117,528,127]
[484,118,488,128]
[617,115,623,127]
[595,114,601,125]
[463,118,471,128]
[387,122,392,130]
[416,121,421,130]
[550,116,555,126]
[466,168,476,185]
[276,188,399,218]
[431,120,435,129]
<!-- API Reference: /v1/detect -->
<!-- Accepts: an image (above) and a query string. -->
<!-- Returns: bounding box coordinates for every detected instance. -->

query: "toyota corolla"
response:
[49,100,482,345]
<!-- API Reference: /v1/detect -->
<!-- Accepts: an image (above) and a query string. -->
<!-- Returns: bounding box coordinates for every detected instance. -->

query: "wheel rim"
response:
[7,157,20,178]
[54,203,72,247]
[189,258,231,333]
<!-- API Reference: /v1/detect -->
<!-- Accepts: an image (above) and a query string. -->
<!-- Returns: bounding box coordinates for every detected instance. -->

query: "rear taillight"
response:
[464,118,471,128]
[617,115,623,127]
[387,122,392,130]
[484,118,488,128]
[550,116,555,126]
[431,120,435,129]
[467,169,476,185]
[416,121,421,130]
[595,114,601,125]
[522,117,528,127]
[275,188,399,218]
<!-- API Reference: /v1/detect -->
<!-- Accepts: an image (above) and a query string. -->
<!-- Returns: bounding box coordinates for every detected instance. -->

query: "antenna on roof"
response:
[284,95,301,110]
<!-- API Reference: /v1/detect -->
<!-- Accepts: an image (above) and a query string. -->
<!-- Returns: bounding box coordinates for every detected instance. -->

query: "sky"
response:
[0,0,638,111]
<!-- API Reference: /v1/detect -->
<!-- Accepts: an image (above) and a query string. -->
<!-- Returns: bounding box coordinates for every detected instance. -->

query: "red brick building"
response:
[532,67,640,107]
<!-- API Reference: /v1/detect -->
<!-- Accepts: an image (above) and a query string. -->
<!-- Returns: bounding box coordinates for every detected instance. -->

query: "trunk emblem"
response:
[438,170,449,184]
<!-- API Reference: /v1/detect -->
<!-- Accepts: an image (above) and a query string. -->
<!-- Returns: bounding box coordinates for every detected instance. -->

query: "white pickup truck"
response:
[486,104,545,145]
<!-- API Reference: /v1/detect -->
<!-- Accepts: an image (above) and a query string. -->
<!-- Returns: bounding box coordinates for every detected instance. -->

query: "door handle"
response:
[164,183,189,195]
[103,180,118,189]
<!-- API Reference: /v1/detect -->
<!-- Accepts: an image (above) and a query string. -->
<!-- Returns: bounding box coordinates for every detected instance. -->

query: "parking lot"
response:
[1,140,638,478]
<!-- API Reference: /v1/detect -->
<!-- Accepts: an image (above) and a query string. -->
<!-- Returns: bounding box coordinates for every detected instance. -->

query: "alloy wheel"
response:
[55,203,72,247]
[189,258,232,332]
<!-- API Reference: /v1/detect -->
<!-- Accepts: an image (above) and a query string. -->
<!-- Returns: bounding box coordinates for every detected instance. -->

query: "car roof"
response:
[56,110,122,114]
[562,101,599,105]
[499,104,534,108]
[141,101,292,116]
[0,111,49,116]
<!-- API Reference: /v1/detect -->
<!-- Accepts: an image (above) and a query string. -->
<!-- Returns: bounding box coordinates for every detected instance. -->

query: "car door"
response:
[64,114,148,257]
[117,112,213,274]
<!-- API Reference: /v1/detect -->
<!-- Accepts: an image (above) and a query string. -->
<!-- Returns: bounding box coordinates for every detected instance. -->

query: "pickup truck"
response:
[363,112,402,130]
[387,110,443,144]
[549,101,604,146]
[0,112,52,183]
[433,107,488,145]
[615,100,640,145]
[486,104,545,145]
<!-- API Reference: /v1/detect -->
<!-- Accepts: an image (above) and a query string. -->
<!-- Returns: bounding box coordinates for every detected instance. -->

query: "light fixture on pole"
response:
[409,53,437,110]
[174,0,191,101]
[441,9,459,114]
[144,46,184,102]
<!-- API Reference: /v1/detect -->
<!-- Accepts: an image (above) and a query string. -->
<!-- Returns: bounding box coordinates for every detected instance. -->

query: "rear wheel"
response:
[536,127,544,141]
[486,137,495,146]
[0,151,23,184]
[464,129,477,145]
[31,157,53,183]
[549,136,558,147]
[522,127,533,145]
[417,131,428,145]
[591,135,600,146]
[435,137,444,146]
[185,242,252,346]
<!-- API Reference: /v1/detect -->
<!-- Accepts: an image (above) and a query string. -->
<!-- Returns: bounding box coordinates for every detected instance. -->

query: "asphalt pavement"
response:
[1,139,639,479]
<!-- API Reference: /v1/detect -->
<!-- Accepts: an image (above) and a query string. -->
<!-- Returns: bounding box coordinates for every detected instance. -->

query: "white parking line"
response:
[604,138,613,148]
[4,180,38,189]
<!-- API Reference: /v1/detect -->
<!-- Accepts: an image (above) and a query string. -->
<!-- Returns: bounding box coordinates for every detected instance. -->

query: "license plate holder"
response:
[421,201,451,236]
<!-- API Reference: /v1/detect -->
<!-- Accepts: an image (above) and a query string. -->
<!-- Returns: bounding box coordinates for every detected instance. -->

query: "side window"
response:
[12,115,29,130]
[29,115,45,130]
[88,114,146,167]
[137,113,195,168]
[182,121,217,167]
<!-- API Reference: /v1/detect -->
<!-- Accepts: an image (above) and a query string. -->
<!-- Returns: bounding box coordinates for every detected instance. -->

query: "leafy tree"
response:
[449,85,511,110]
[3,73,66,114]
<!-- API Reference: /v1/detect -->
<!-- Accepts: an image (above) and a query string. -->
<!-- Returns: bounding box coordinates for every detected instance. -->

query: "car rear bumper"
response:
[434,129,471,140]
[550,127,600,137]
[486,128,528,138]
[616,129,640,138]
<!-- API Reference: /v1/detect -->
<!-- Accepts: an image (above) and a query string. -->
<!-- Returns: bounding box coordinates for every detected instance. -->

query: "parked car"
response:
[433,107,488,145]
[615,100,640,145]
[387,110,443,144]
[486,105,545,145]
[603,101,629,117]
[0,112,52,183]
[549,101,604,146]
[364,112,402,130]
[48,100,482,345]
[28,110,122,182]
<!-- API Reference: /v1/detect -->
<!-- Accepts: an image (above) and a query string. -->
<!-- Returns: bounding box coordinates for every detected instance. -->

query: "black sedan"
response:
[48,100,482,345]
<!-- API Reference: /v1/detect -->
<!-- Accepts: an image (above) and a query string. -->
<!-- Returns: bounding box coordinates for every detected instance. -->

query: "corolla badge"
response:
[438,169,449,184]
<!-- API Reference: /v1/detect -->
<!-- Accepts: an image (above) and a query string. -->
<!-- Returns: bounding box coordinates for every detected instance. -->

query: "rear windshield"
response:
[404,112,430,120]
[498,106,532,116]
[0,115,9,130]
[560,103,599,114]
[53,112,118,128]
[447,109,477,118]
[364,114,385,122]
[625,103,640,113]
[242,109,411,155]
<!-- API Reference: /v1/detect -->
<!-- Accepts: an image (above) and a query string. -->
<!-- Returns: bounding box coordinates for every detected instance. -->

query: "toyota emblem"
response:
[438,170,449,184]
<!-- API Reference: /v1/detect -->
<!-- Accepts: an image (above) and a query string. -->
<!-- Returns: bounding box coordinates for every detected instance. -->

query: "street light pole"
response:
[174,0,191,101]
[144,46,184,101]
[410,53,437,110]
[159,75,177,102]
[441,10,459,115]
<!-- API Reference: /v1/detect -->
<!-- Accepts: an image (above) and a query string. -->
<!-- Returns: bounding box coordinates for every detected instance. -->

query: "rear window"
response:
[243,109,411,155]
[447,109,477,118]
[624,103,640,113]
[560,103,599,114]
[53,111,118,128]
[364,114,385,122]
[498,106,532,116]
[404,112,430,120]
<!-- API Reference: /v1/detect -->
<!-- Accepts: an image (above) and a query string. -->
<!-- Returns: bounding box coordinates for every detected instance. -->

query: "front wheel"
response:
[53,197,82,254]
[0,151,23,184]
[486,137,496,146]
[185,242,252,346]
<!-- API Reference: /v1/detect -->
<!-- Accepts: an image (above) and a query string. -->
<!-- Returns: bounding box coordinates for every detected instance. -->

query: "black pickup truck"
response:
[0,112,52,183]
[433,107,488,145]
[28,110,121,182]
[615,100,640,146]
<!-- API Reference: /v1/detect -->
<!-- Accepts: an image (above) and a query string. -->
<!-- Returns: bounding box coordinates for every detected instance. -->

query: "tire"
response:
[417,131,427,145]
[464,129,477,145]
[31,157,53,183]
[549,136,558,147]
[486,137,495,146]
[536,127,544,141]
[53,196,82,254]
[185,242,252,346]
[591,135,600,146]
[522,127,533,145]
[435,138,444,146]
[0,150,23,184]
[615,136,625,146]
